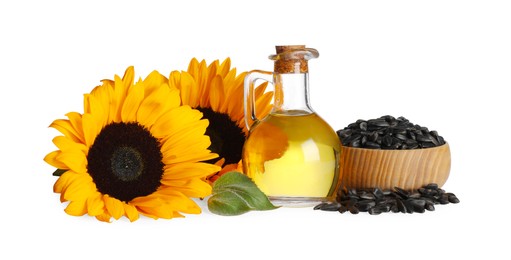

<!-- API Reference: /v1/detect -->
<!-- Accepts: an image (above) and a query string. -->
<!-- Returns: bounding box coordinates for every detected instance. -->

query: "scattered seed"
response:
[316,183,459,215]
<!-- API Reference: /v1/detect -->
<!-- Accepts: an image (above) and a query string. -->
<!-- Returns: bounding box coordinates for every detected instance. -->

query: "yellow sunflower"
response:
[44,67,220,222]
[168,58,273,182]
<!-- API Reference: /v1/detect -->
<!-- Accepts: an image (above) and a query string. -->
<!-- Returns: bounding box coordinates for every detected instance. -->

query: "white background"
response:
[1,0,510,259]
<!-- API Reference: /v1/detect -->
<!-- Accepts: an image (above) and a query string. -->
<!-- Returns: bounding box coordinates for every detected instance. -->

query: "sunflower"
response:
[44,67,220,222]
[168,58,273,182]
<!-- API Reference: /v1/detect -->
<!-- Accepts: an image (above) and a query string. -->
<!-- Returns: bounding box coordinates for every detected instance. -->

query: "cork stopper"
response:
[270,45,319,74]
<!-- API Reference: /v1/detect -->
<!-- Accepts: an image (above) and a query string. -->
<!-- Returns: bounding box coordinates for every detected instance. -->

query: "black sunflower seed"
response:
[416,134,431,143]
[372,188,384,200]
[425,183,439,190]
[365,141,381,149]
[316,184,459,215]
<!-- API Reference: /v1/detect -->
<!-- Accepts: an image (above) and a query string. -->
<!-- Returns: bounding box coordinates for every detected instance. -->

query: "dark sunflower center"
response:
[197,107,245,165]
[87,122,164,202]
[110,146,144,181]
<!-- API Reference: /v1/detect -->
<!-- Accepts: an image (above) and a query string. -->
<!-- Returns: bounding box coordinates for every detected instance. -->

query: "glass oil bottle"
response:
[242,45,341,207]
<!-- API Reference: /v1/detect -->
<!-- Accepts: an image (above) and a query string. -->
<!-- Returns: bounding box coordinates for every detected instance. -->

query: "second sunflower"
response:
[169,58,273,181]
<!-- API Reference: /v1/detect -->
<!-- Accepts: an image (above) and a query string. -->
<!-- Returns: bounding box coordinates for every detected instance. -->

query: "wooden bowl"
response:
[339,143,451,191]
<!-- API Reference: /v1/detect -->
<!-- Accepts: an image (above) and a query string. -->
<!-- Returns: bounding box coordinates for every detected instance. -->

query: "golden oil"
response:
[242,111,341,206]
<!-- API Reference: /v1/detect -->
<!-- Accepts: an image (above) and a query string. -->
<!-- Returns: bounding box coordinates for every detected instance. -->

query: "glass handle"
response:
[243,70,274,131]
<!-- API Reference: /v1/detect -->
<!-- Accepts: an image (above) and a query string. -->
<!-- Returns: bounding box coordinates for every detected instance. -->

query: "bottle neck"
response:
[272,73,314,115]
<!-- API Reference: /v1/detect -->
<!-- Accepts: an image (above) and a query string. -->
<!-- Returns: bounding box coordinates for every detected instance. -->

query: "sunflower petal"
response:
[55,150,87,174]
[64,200,88,216]
[66,111,84,132]
[86,193,105,216]
[44,151,69,170]
[156,190,202,214]
[53,171,76,202]
[124,203,140,222]
[81,113,101,148]
[121,80,145,122]
[187,58,200,77]
[104,195,125,220]
[130,195,164,208]
[61,173,95,202]
[161,178,212,198]
[218,58,232,77]
[177,72,199,108]
[122,66,135,90]
[49,119,82,143]
[162,162,220,180]
[151,106,204,139]
[255,91,274,119]
[137,83,178,126]
[84,94,106,128]
[95,213,112,222]
[52,136,87,153]
[143,70,168,95]
[209,75,225,112]
[111,74,128,122]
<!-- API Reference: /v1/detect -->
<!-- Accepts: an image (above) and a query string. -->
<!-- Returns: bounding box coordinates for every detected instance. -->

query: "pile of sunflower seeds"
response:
[314,183,459,215]
[337,115,446,149]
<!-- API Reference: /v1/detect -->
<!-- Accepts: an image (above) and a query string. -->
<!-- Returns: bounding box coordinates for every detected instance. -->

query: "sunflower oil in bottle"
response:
[242,46,341,207]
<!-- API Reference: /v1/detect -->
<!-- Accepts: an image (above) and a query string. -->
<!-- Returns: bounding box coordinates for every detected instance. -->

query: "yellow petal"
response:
[55,150,87,174]
[137,204,172,219]
[196,60,210,107]
[62,112,86,144]
[95,213,112,223]
[81,113,100,148]
[52,136,87,153]
[222,69,239,100]
[161,178,212,198]
[64,200,88,216]
[157,190,202,214]
[218,58,232,78]
[130,195,164,208]
[162,134,218,164]
[121,80,145,122]
[136,83,179,127]
[112,74,128,122]
[90,83,112,112]
[143,70,168,95]
[186,58,200,77]
[61,174,95,202]
[44,151,68,170]
[171,211,185,218]
[206,60,219,85]
[209,75,225,112]
[49,119,82,144]
[83,94,107,129]
[124,203,140,222]
[104,195,125,220]
[122,66,135,90]
[255,91,274,119]
[87,193,105,216]
[151,106,204,139]
[53,171,76,201]
[167,85,182,109]
[162,162,220,180]
[177,72,199,108]
[168,70,181,89]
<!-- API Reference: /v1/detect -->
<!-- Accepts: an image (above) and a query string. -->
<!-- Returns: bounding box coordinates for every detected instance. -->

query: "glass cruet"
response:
[242,45,341,207]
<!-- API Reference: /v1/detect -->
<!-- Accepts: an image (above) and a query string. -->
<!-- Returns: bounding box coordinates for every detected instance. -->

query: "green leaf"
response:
[52,169,67,176]
[207,171,279,216]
